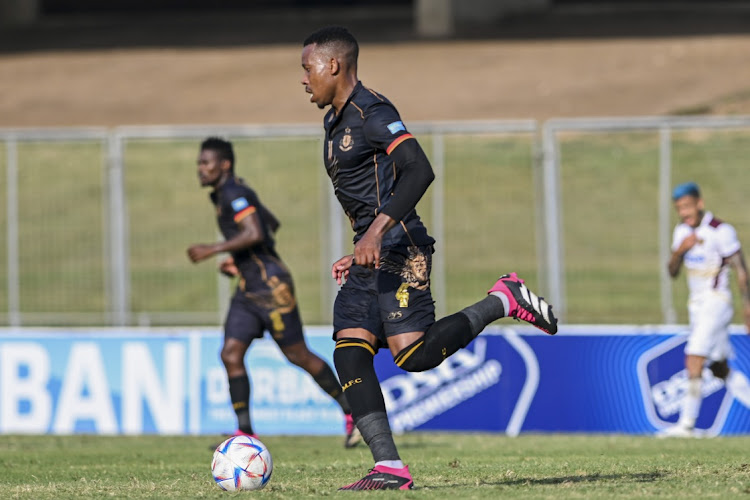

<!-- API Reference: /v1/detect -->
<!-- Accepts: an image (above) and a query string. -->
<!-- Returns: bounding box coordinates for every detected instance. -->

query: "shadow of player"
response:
[419,470,665,490]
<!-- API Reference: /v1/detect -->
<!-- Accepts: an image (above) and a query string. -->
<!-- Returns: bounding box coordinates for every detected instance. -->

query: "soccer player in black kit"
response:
[301,27,558,490]
[187,137,360,449]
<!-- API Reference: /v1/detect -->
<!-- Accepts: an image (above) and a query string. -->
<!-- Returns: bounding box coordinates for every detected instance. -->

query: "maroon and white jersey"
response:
[672,211,741,299]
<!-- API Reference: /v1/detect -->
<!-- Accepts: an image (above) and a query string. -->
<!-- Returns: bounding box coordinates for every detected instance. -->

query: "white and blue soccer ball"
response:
[211,435,273,491]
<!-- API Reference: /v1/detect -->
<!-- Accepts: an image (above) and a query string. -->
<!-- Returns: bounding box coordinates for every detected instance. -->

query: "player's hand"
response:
[219,256,239,277]
[743,303,750,334]
[332,254,354,285]
[677,233,699,255]
[353,229,382,269]
[187,244,216,263]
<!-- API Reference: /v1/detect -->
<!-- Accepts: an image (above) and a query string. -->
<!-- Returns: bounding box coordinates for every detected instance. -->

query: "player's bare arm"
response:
[187,214,264,263]
[726,249,750,332]
[668,233,698,277]
[354,213,397,268]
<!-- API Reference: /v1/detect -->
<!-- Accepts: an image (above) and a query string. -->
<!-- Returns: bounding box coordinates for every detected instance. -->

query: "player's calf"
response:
[394,313,473,372]
[334,339,401,463]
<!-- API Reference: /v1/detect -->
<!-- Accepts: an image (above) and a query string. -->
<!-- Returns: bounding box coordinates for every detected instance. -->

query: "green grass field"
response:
[1,434,749,498]
[1,128,750,326]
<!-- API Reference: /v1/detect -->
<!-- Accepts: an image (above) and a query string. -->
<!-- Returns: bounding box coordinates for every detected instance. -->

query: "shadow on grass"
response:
[422,470,666,489]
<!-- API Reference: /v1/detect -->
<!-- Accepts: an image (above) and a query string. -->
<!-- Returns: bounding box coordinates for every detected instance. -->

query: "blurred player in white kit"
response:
[662,181,750,437]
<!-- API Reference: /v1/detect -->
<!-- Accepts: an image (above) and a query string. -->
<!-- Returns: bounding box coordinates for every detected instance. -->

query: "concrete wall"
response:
[0,0,40,26]
[415,0,551,37]
[454,0,550,23]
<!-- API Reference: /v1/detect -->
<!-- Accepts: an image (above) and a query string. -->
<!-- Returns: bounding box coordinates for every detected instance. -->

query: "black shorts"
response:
[333,245,436,345]
[224,275,304,348]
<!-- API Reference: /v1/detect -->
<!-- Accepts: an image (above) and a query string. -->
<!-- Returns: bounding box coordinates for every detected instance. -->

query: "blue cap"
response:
[672,182,700,201]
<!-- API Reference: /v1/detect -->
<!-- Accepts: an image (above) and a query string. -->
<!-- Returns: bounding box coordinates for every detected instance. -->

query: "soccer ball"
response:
[211,435,273,491]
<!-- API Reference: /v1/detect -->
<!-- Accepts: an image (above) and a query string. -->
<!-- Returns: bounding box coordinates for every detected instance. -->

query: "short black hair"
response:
[303,26,359,67]
[201,137,234,170]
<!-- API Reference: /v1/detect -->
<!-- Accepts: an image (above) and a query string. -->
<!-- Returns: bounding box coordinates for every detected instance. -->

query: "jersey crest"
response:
[339,127,354,151]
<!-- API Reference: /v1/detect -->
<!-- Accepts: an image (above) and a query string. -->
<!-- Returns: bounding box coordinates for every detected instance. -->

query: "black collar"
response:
[325,81,363,131]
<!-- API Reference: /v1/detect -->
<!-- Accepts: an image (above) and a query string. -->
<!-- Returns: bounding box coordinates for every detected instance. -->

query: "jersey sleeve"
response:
[716,223,742,258]
[222,186,260,224]
[362,102,414,155]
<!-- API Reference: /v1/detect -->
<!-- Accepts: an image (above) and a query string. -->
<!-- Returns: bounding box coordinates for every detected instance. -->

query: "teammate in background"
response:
[300,27,557,490]
[186,137,361,449]
[662,181,750,437]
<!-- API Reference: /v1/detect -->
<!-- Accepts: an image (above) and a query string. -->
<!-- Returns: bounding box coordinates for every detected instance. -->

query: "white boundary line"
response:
[188,331,202,436]
[504,328,540,437]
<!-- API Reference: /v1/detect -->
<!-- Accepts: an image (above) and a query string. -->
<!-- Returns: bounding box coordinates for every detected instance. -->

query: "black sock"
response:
[312,362,351,414]
[334,338,399,461]
[228,374,253,434]
[395,312,475,372]
[460,295,505,336]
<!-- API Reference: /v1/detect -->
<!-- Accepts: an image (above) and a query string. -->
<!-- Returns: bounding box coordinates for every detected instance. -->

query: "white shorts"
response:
[686,291,734,361]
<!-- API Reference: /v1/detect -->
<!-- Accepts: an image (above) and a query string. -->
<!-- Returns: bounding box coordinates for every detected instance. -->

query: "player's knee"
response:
[394,337,437,373]
[220,344,245,370]
[709,359,729,380]
[684,354,705,377]
[282,348,305,367]
[283,347,320,372]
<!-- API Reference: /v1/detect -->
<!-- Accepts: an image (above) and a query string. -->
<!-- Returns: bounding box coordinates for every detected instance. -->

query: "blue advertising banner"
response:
[519,327,750,435]
[1,326,748,435]
[0,329,345,436]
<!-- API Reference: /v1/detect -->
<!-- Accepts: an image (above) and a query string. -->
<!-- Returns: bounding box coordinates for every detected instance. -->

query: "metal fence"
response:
[542,116,750,324]
[2,116,750,327]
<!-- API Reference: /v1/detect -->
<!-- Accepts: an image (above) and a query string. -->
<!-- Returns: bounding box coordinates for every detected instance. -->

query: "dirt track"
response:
[2,13,750,127]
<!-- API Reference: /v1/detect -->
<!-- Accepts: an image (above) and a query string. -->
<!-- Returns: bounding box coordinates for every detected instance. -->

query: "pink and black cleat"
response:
[489,272,558,335]
[339,464,414,490]
[344,414,362,449]
[231,429,259,439]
